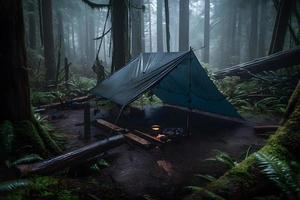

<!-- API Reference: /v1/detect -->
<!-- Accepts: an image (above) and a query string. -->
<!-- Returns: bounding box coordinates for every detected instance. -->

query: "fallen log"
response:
[16,135,124,176]
[38,95,95,110]
[214,47,300,80]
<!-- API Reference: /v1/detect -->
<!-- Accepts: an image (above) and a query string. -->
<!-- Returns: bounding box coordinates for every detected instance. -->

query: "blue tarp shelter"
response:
[91,50,242,119]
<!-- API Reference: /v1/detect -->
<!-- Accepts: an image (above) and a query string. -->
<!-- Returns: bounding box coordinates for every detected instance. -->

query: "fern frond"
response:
[194,174,217,182]
[10,154,43,166]
[255,152,300,198]
[0,180,30,193]
[206,150,237,169]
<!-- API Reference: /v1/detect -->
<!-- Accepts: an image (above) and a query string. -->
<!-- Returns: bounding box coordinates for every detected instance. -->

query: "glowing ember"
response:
[151,125,160,131]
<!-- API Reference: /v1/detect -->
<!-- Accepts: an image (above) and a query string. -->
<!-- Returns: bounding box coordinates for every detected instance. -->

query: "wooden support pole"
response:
[84,103,91,140]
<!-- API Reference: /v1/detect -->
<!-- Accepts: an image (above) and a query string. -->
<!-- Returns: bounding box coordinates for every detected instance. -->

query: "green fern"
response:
[10,154,43,167]
[194,174,217,182]
[206,150,237,169]
[255,152,300,199]
[185,186,226,200]
[0,180,30,193]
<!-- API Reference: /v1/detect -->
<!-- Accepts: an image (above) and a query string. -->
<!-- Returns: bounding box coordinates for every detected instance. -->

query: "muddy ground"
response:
[47,105,267,199]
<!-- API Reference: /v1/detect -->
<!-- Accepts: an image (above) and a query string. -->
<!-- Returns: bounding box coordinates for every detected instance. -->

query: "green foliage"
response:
[206,150,237,169]
[3,177,79,200]
[131,93,163,107]
[194,174,217,182]
[211,66,300,117]
[0,121,14,160]
[69,75,96,94]
[0,180,30,193]
[10,154,43,167]
[254,152,300,200]
[31,91,57,106]
[184,186,226,200]
[89,159,110,173]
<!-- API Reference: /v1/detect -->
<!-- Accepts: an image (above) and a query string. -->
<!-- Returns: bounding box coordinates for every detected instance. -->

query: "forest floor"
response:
[46,105,271,199]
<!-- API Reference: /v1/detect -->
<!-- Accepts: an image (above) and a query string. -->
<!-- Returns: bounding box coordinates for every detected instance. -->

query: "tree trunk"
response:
[0,0,61,158]
[147,0,152,52]
[71,22,76,58]
[189,81,300,200]
[249,0,258,60]
[203,0,210,63]
[111,0,129,72]
[131,0,143,57]
[179,0,189,51]
[42,0,56,83]
[157,0,163,52]
[89,14,95,64]
[258,0,267,57]
[269,0,293,54]
[164,0,170,52]
[236,7,242,63]
[28,0,37,50]
[0,0,31,121]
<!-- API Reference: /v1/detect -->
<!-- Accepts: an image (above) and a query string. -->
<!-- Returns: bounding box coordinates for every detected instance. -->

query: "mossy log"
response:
[189,81,300,200]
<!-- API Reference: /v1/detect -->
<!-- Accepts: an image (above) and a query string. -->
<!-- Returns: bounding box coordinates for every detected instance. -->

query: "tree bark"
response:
[179,0,189,51]
[203,0,210,63]
[189,81,300,199]
[111,0,129,73]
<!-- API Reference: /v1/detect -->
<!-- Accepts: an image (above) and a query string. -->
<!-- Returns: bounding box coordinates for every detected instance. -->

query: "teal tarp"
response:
[91,50,242,119]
